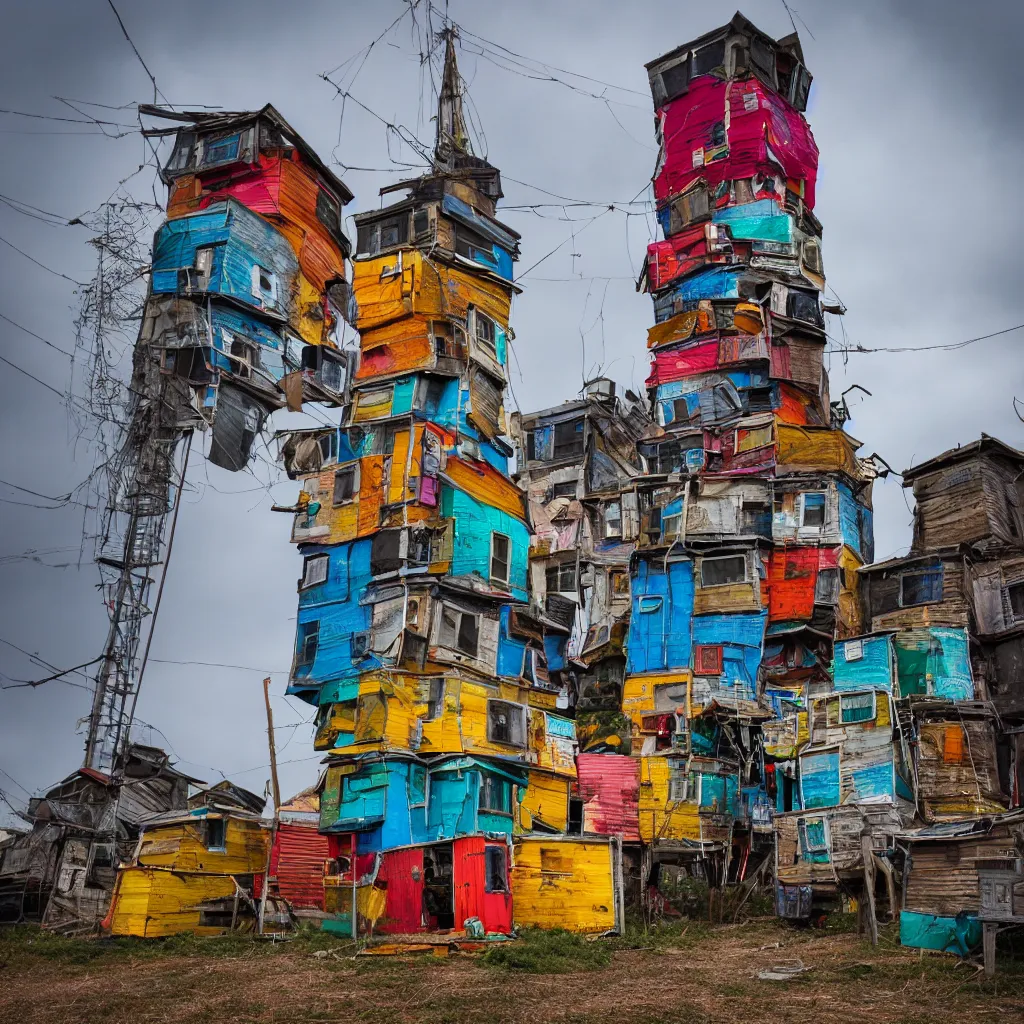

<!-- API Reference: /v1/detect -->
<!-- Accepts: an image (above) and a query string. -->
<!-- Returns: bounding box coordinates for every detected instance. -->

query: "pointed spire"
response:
[434,28,471,172]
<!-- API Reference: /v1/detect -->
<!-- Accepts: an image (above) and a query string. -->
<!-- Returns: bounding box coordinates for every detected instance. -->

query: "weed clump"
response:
[482,928,612,973]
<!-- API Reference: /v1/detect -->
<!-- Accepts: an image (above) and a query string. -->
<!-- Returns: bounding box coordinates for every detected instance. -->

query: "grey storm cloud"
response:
[1,0,1021,824]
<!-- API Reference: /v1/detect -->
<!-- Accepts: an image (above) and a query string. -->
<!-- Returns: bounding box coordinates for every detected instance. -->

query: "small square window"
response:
[484,845,508,893]
[843,640,864,662]
[333,466,357,505]
[479,776,513,815]
[206,817,227,851]
[438,605,480,658]
[604,501,622,537]
[295,620,319,674]
[815,568,840,604]
[798,816,829,854]
[553,418,585,460]
[840,692,875,724]
[609,570,630,598]
[474,310,497,355]
[200,132,241,168]
[301,554,329,589]
[490,532,511,585]
[315,187,341,236]
[550,480,578,500]
[545,561,577,595]
[487,700,526,748]
[668,770,690,803]
[900,569,943,607]
[801,493,826,528]
[1006,581,1024,623]
[195,246,214,280]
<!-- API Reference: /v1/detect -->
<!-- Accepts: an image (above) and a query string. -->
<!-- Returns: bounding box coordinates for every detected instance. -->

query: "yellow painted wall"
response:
[109,817,268,938]
[515,771,570,833]
[837,545,864,638]
[776,425,861,477]
[444,456,528,522]
[762,711,809,759]
[621,672,691,732]
[290,423,432,545]
[323,673,576,778]
[511,838,617,933]
[353,251,512,332]
[638,756,702,843]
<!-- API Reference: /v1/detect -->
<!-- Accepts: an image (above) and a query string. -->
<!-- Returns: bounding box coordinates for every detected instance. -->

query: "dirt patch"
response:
[2,922,1023,1024]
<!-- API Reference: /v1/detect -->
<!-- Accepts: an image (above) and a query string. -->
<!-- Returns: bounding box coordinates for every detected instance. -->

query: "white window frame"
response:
[490,531,511,585]
[301,554,329,589]
[251,264,278,306]
[798,492,827,529]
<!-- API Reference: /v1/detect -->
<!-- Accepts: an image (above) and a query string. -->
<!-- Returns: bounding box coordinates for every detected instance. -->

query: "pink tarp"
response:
[646,340,720,387]
[654,75,818,209]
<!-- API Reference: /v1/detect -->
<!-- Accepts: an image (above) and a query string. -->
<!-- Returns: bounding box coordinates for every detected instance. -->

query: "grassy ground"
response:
[2,919,1023,1024]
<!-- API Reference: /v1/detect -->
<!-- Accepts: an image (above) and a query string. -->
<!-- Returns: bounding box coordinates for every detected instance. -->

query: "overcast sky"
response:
[1,0,1022,826]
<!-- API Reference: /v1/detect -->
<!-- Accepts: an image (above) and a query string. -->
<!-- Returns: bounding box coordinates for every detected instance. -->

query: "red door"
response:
[376,847,425,934]
[453,836,512,936]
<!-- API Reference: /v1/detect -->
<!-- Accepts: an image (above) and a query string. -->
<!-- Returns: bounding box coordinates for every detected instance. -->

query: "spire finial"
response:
[434,27,471,171]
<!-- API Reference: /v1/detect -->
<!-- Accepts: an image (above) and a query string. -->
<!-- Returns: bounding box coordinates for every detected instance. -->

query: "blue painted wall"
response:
[895,626,974,701]
[626,558,694,673]
[849,759,895,803]
[440,485,529,601]
[691,610,767,701]
[653,266,742,322]
[322,760,429,855]
[837,481,874,562]
[799,750,840,809]
[832,634,895,693]
[152,199,298,317]
[289,539,375,704]
[712,198,796,244]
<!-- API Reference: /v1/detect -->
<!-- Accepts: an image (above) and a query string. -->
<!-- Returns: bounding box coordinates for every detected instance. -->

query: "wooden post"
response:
[263,676,281,813]
[860,830,878,947]
[983,921,997,978]
[258,676,281,935]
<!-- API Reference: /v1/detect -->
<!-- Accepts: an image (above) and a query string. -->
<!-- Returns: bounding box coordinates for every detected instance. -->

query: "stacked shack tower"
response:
[279,35,595,937]
[85,105,356,773]
[623,13,878,889]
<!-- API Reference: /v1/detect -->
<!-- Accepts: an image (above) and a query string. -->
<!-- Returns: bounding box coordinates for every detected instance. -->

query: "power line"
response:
[0,351,67,398]
[0,233,85,285]
[0,106,136,128]
[1,656,103,690]
[104,0,165,105]
[0,309,76,357]
[0,191,71,226]
[826,321,1024,355]
[148,658,289,674]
